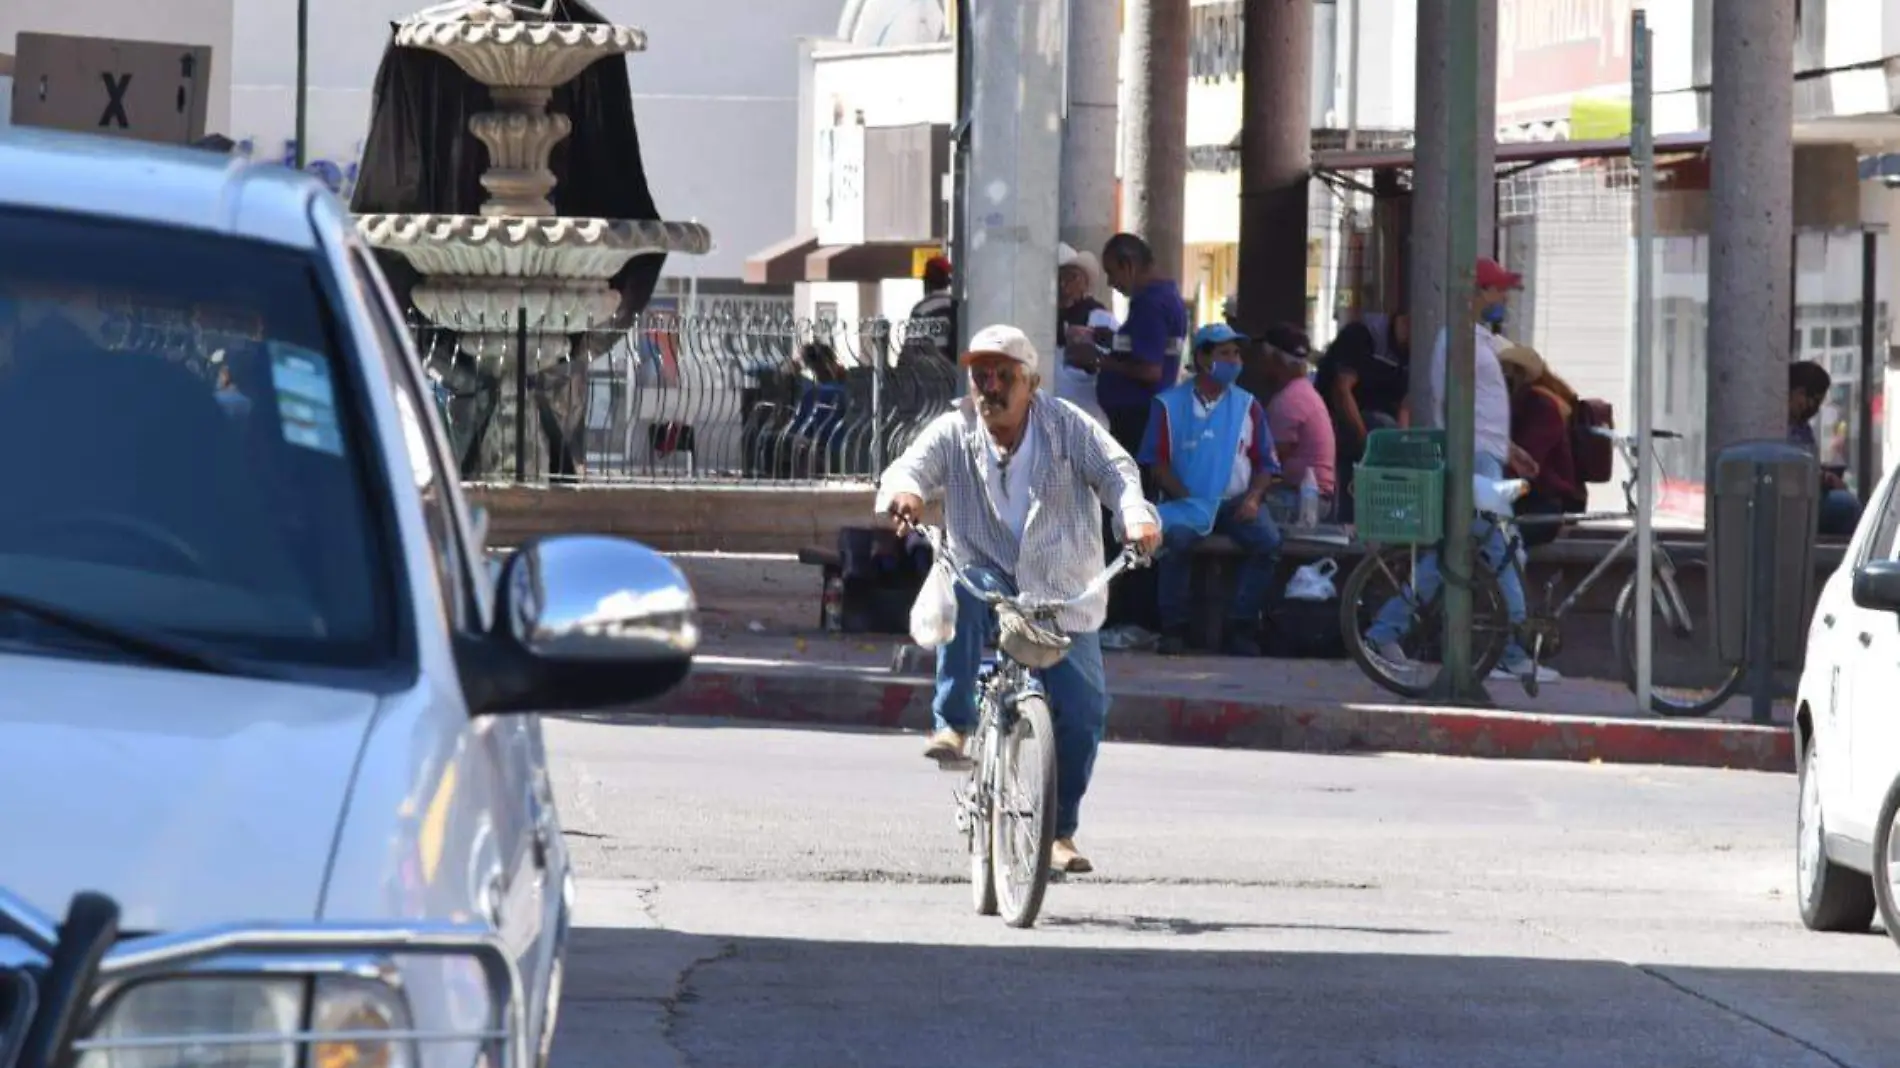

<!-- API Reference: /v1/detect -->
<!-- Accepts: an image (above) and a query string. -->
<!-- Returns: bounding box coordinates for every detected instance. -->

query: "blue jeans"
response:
[1157,498,1283,632]
[933,568,1110,839]
[1365,453,1529,659]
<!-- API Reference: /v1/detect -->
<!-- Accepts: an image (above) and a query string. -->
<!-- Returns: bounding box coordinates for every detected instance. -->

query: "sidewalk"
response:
[640,552,1794,773]
[648,630,1792,773]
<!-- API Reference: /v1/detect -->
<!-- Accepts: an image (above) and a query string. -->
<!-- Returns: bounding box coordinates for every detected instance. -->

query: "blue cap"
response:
[1193,323,1248,350]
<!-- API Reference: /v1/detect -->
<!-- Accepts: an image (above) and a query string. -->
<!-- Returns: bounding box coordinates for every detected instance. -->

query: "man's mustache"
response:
[977,391,1008,407]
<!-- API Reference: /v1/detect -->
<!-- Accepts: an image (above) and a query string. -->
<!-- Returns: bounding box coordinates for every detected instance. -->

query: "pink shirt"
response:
[1265,376,1337,496]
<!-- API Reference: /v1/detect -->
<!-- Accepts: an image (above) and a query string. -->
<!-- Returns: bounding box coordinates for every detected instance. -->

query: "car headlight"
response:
[78,975,416,1068]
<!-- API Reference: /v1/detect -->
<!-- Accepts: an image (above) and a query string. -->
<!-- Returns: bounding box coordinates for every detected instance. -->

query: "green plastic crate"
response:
[1355,429,1446,544]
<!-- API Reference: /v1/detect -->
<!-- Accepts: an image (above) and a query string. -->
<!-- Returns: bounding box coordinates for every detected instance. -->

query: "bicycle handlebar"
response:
[908,523,1147,615]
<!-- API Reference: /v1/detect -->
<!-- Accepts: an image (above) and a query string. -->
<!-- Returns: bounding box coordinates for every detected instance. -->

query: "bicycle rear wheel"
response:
[1611,576,1745,717]
[991,694,1058,929]
[1340,545,1512,698]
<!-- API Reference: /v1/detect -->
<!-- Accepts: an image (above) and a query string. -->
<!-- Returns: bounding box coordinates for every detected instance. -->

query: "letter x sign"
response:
[11,32,212,146]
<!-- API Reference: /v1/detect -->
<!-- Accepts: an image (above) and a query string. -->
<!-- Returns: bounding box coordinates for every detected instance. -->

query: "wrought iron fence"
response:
[407,310,962,486]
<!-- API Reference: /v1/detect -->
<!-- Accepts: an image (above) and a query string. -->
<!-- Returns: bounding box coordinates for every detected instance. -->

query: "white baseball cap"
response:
[961,324,1038,369]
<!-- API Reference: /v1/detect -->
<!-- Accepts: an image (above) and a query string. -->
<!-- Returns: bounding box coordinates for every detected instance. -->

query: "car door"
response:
[1846,476,1900,836]
[340,246,566,1048]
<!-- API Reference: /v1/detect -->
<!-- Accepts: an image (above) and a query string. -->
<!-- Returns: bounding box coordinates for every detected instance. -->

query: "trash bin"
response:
[1708,440,1819,669]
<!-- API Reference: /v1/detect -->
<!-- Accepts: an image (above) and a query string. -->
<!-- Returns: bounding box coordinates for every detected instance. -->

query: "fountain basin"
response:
[395,18,647,90]
[358,213,710,280]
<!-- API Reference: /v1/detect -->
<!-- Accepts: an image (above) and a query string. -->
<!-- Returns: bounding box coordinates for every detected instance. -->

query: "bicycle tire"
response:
[1339,545,1510,699]
[967,724,998,916]
[991,694,1058,929]
[1611,576,1745,718]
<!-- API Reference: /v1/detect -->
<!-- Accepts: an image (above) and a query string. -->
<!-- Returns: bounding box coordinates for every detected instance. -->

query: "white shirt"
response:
[982,416,1044,547]
[1190,389,1256,501]
[1054,307,1116,428]
[1428,325,1512,462]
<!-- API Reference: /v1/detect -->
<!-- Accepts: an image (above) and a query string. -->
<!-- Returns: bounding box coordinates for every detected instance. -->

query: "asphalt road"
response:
[544,716,1900,1068]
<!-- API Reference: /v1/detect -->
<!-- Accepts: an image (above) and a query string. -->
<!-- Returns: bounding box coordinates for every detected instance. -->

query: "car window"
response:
[346,249,471,633]
[0,206,395,669]
[1863,478,1900,564]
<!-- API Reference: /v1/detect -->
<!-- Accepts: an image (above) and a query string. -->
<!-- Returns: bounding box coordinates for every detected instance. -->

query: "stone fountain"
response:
[355,0,710,481]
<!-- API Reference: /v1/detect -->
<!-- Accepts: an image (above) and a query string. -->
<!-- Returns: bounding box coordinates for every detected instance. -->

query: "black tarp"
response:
[349,0,669,321]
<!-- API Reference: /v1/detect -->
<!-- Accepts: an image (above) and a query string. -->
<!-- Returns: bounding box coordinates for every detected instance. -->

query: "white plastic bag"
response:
[1284,558,1339,602]
[909,564,960,648]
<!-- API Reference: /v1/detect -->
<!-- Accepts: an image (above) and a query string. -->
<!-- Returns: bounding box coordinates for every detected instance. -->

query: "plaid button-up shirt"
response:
[876,396,1158,634]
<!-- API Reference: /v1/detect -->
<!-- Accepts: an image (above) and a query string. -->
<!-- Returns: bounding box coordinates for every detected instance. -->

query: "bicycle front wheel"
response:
[967,726,998,916]
[1611,575,1745,717]
[991,694,1059,929]
[1340,545,1512,698]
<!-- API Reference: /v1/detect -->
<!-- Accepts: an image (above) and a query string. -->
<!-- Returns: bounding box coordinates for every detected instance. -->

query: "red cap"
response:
[923,255,952,277]
[1475,257,1523,290]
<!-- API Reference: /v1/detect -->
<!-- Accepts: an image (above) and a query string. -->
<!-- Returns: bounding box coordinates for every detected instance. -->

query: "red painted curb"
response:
[638,664,1794,773]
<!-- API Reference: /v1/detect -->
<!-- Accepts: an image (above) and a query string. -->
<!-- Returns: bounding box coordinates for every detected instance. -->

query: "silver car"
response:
[0,126,695,1068]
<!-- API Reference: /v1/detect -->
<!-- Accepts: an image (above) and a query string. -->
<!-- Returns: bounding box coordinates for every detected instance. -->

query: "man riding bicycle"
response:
[878,324,1162,875]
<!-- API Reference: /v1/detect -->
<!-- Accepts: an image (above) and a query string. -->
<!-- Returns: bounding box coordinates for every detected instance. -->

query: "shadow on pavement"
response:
[561,925,1900,1068]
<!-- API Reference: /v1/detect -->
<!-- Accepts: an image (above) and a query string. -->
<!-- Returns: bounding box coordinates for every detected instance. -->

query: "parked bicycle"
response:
[909,523,1147,928]
[1341,427,1743,717]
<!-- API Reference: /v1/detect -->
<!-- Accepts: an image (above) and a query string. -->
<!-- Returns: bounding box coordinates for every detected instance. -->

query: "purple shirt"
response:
[1100,279,1187,412]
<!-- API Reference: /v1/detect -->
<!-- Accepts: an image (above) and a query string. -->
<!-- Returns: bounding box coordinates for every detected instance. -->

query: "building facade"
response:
[0,0,840,309]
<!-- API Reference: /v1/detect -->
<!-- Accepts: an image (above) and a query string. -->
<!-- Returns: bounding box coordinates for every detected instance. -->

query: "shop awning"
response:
[743,231,819,286]
[804,242,928,282]
[1312,131,1712,174]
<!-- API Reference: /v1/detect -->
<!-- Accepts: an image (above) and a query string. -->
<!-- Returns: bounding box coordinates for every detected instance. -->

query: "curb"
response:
[637,661,1794,773]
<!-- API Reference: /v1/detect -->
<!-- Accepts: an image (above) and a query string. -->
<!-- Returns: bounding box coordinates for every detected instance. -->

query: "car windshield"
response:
[0,205,394,670]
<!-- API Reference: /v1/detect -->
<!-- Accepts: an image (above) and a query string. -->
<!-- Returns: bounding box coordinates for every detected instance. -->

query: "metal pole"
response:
[1748,470,1777,724]
[294,0,309,170]
[1429,0,1483,702]
[514,308,529,483]
[950,0,973,353]
[1632,10,1655,715]
[1345,0,1361,151]
[1859,231,1878,501]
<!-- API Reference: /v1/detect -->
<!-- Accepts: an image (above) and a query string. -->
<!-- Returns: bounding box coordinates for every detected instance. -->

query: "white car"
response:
[1796,463,1900,942]
[0,127,696,1068]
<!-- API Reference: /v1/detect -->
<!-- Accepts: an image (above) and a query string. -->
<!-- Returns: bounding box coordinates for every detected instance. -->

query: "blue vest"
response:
[1154,381,1253,537]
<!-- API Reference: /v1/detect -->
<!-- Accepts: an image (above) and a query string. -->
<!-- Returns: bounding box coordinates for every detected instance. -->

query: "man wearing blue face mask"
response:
[1365,257,1557,685]
[1139,323,1284,657]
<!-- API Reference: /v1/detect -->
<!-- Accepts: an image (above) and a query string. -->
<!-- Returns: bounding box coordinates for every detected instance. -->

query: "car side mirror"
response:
[1852,558,1900,614]
[465,535,697,715]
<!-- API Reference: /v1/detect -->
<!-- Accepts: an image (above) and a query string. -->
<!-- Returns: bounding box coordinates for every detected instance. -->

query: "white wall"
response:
[7,0,838,284]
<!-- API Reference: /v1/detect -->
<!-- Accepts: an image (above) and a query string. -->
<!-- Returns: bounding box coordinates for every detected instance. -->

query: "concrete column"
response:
[1707,0,1795,466]
[1061,0,1121,304]
[1234,0,1313,335]
[1122,0,1191,284]
[964,0,1067,386]
[1407,0,1497,427]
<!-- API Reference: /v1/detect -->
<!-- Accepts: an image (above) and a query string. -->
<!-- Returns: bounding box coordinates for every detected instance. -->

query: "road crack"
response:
[1515,917,1858,1067]
[1630,965,1855,1068]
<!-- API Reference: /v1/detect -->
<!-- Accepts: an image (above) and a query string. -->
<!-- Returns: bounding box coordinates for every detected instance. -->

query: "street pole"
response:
[962,0,1066,387]
[294,0,309,170]
[1061,0,1120,305]
[1408,0,1446,427]
[1631,10,1656,714]
[1123,0,1191,284]
[1236,0,1314,333]
[1428,0,1484,703]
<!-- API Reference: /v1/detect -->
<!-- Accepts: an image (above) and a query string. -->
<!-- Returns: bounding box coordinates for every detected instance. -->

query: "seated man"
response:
[1253,324,1337,523]
[1788,360,1862,538]
[1139,323,1283,658]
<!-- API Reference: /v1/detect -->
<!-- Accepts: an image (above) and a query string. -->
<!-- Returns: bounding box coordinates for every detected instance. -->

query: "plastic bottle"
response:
[1298,467,1320,528]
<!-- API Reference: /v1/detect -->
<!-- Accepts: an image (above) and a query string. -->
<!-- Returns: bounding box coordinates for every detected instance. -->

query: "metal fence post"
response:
[871,318,888,475]
[514,307,529,484]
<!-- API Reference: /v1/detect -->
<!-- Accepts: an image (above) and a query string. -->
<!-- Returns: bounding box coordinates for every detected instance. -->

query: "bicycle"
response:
[909,523,1147,928]
[1341,427,1745,717]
